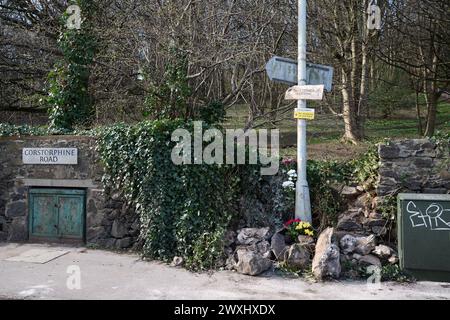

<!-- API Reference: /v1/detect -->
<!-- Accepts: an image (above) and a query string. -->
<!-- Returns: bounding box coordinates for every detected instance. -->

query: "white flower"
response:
[282,181,295,189]
[287,170,297,178]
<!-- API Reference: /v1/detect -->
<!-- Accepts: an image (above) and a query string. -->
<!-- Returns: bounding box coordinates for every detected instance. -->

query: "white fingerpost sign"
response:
[23,148,78,165]
[285,85,325,101]
[265,56,334,92]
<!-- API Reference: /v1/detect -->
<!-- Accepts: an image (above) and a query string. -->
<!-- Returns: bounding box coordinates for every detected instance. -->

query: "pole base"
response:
[295,183,312,223]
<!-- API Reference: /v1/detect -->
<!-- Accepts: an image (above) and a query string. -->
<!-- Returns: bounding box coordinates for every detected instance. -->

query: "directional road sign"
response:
[266,56,334,92]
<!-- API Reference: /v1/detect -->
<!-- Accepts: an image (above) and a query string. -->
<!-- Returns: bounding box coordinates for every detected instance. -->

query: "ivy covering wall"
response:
[96,120,243,270]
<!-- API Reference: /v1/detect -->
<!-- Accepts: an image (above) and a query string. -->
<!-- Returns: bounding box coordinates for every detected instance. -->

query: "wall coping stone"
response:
[21,179,98,188]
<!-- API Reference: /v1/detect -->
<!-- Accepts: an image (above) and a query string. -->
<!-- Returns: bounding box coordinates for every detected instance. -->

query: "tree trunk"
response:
[424,53,441,137]
[424,91,439,137]
[358,0,369,139]
[368,58,375,119]
[415,91,423,136]
[342,68,360,143]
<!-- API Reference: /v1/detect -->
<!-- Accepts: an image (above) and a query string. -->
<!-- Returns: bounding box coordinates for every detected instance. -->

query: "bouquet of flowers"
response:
[284,218,314,242]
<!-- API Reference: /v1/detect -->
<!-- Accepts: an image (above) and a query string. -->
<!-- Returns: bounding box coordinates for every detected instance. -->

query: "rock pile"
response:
[310,227,398,280]
[329,183,399,279]
[338,233,397,272]
[225,228,272,276]
[225,222,397,280]
[226,227,313,276]
[225,175,403,279]
[337,186,390,237]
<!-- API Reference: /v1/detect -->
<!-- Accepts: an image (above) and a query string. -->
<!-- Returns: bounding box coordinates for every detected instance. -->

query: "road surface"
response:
[0,243,449,300]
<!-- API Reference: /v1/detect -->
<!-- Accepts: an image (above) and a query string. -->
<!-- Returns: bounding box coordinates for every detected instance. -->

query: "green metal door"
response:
[29,188,86,242]
[57,194,85,239]
[29,192,59,238]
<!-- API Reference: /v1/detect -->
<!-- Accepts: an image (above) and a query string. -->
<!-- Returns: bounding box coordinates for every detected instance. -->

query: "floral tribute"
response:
[284,218,314,242]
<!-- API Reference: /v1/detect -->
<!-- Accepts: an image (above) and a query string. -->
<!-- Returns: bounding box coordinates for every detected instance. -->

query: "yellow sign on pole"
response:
[294,108,315,120]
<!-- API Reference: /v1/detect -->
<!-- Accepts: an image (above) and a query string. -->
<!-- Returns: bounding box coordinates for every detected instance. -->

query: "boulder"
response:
[354,193,371,209]
[373,245,394,259]
[236,228,270,245]
[116,237,132,249]
[340,235,358,254]
[8,217,27,242]
[101,238,117,249]
[298,235,315,245]
[365,219,387,227]
[337,218,363,232]
[111,220,128,238]
[284,244,311,270]
[352,253,362,261]
[86,210,104,227]
[312,228,341,280]
[237,240,272,257]
[225,255,237,270]
[388,255,399,265]
[298,235,315,253]
[359,254,382,268]
[371,226,387,236]
[171,256,184,267]
[255,240,272,259]
[341,186,362,199]
[379,144,401,159]
[86,226,106,241]
[235,249,272,276]
[5,201,26,218]
[271,232,288,260]
[354,235,377,256]
[108,209,121,220]
[334,230,355,243]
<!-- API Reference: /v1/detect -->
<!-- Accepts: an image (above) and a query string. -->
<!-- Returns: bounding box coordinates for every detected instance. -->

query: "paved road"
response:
[0,243,449,300]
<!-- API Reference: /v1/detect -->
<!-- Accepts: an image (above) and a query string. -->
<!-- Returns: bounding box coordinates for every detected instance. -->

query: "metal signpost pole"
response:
[296,0,312,223]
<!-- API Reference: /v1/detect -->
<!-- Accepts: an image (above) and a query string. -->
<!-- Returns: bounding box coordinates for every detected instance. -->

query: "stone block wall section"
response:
[0,136,139,249]
[377,139,450,196]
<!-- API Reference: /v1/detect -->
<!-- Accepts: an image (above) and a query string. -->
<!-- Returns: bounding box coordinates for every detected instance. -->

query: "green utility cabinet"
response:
[29,188,86,243]
[398,194,450,282]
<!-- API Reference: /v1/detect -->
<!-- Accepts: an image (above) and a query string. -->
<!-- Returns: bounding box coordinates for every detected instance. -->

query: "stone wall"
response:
[1,136,448,255]
[328,138,449,253]
[323,139,449,279]
[377,139,450,196]
[0,136,139,249]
